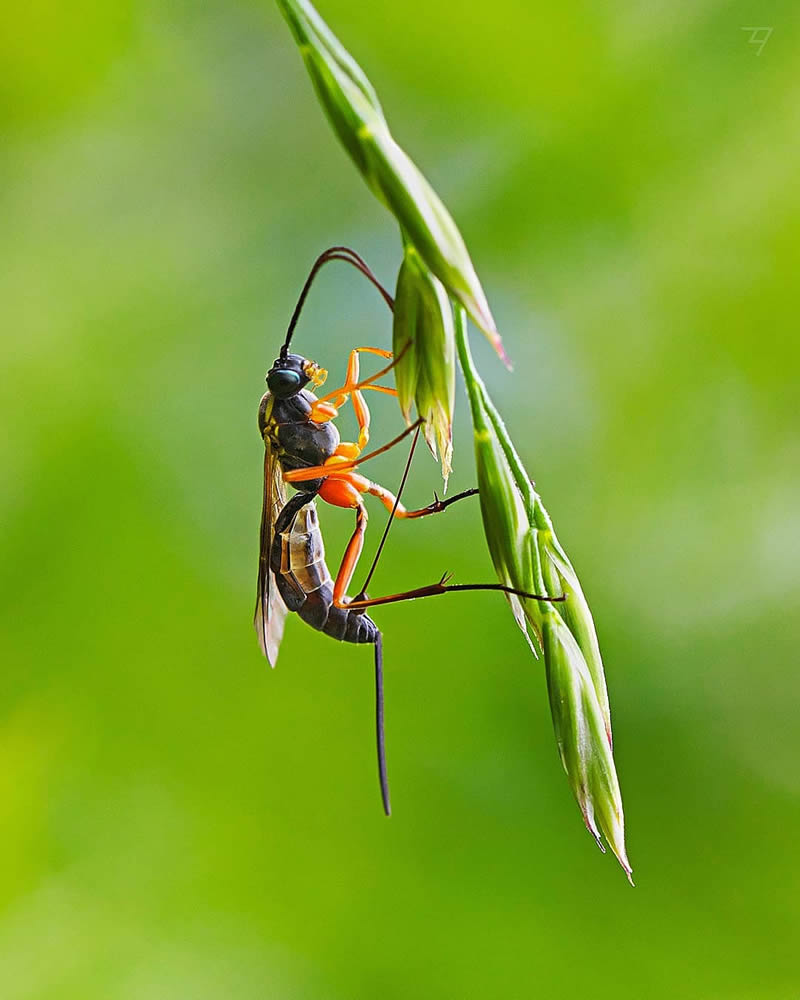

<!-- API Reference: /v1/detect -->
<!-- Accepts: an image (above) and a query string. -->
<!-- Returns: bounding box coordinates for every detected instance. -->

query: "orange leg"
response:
[318,467,479,609]
[314,347,393,410]
[313,423,561,615]
[283,420,423,485]
[319,472,558,612]
[318,474,370,606]
[309,347,396,454]
[364,483,479,519]
[360,384,398,398]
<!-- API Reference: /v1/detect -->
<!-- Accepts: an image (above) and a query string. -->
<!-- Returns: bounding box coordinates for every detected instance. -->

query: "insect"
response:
[255,246,561,815]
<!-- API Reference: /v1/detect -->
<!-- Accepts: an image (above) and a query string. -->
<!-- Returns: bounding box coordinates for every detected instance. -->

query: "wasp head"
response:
[266,353,327,398]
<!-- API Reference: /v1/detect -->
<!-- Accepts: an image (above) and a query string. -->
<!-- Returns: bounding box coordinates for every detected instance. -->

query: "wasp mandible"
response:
[254,246,562,815]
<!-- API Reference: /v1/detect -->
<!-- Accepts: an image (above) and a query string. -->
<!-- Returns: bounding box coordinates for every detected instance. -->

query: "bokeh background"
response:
[2,1,799,996]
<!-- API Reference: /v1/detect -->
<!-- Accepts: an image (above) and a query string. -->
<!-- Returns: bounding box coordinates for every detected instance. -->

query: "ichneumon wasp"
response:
[254,246,563,815]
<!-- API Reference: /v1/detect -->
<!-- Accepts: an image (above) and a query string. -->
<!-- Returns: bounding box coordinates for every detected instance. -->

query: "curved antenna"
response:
[281,246,395,358]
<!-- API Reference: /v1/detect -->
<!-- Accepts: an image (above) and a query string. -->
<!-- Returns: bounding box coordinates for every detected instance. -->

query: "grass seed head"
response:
[277,3,632,880]
[393,245,456,483]
[541,531,612,741]
[473,422,529,597]
[542,612,633,883]
[277,0,506,361]
[455,311,632,880]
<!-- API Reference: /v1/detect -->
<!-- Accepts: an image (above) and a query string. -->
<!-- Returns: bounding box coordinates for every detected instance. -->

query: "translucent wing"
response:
[254,434,288,666]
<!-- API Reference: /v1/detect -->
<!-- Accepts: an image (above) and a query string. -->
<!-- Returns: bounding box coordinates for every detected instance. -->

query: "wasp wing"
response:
[254,435,288,666]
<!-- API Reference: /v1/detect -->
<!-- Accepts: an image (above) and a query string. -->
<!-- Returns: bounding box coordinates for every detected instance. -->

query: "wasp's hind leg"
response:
[317,474,371,606]
[346,575,566,611]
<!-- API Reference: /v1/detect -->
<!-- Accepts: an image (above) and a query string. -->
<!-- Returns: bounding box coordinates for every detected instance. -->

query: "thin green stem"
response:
[453,306,550,603]
[453,305,487,432]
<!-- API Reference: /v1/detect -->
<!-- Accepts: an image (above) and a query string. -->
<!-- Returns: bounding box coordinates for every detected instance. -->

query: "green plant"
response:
[276,0,632,881]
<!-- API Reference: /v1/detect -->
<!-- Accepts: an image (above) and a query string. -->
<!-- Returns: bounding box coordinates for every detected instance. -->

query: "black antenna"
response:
[281,246,394,358]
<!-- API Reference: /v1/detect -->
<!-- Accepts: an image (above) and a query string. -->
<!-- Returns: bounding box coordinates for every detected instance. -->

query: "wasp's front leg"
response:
[307,346,397,454]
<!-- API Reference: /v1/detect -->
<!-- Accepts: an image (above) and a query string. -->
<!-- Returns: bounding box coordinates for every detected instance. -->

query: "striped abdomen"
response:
[271,501,378,645]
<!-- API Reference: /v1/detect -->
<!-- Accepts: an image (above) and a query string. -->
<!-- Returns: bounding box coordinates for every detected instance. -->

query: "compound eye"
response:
[267,368,302,395]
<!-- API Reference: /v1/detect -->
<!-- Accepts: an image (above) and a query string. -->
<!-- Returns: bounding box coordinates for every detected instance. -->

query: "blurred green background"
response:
[2,1,799,996]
